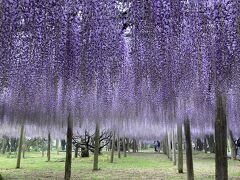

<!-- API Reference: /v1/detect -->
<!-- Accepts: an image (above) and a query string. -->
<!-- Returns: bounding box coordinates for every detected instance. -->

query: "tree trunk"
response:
[93,122,100,171]
[184,118,194,180]
[22,149,25,159]
[133,138,138,153]
[47,132,51,162]
[10,137,18,153]
[1,137,7,154]
[110,131,115,163]
[123,137,127,157]
[166,134,169,157]
[208,134,215,153]
[61,139,66,151]
[74,146,79,158]
[196,138,203,151]
[22,135,27,159]
[164,134,169,157]
[168,132,172,160]
[126,138,130,152]
[215,93,228,180]
[6,138,10,153]
[229,129,236,160]
[163,137,166,154]
[117,134,121,158]
[56,139,60,155]
[136,139,139,152]
[132,139,135,153]
[22,142,26,159]
[162,139,166,154]
[172,130,176,166]
[133,139,137,153]
[42,138,45,157]
[177,123,183,173]
[139,140,142,151]
[204,136,208,153]
[64,113,73,180]
[16,124,24,169]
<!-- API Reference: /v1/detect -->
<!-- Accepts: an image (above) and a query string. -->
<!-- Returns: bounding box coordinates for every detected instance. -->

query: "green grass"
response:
[0,150,240,179]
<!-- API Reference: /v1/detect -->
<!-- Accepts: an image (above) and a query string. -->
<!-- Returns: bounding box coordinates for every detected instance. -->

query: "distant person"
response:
[154,141,157,152]
[157,141,160,153]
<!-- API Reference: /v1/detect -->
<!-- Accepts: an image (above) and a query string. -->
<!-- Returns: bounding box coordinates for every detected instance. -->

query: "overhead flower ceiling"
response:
[0,0,239,138]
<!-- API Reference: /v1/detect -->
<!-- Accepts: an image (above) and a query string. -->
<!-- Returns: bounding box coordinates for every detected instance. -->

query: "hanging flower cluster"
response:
[0,0,239,138]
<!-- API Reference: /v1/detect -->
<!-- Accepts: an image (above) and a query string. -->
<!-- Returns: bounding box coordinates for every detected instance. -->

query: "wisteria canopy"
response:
[0,0,239,139]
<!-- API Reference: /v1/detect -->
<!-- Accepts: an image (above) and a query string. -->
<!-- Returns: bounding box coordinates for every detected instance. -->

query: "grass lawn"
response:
[0,150,240,179]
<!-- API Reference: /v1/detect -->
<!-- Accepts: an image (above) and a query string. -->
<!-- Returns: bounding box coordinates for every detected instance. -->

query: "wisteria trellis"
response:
[0,0,239,138]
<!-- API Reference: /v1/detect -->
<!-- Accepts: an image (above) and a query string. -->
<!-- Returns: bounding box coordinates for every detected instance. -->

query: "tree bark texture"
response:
[110,131,115,163]
[64,113,73,180]
[177,123,183,173]
[215,93,228,180]
[16,124,24,169]
[184,118,194,180]
[93,122,100,170]
[47,132,51,162]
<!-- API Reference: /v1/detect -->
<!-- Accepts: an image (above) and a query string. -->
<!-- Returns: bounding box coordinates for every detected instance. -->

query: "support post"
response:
[123,137,127,157]
[172,129,176,165]
[177,123,183,173]
[47,132,51,162]
[117,133,121,158]
[204,135,208,153]
[229,130,236,160]
[16,124,24,169]
[184,118,194,180]
[93,121,100,170]
[56,139,60,155]
[110,131,115,163]
[64,113,73,180]
[215,93,228,180]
